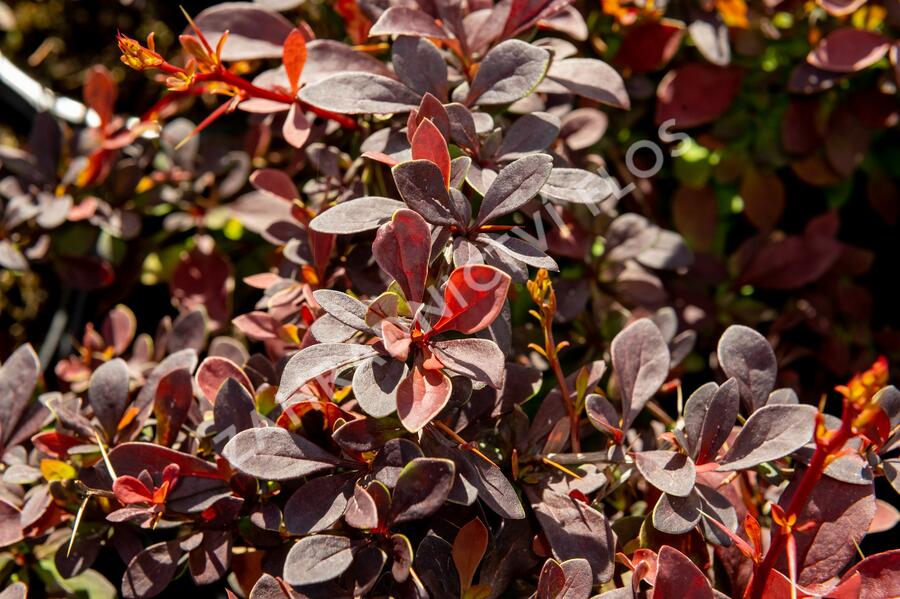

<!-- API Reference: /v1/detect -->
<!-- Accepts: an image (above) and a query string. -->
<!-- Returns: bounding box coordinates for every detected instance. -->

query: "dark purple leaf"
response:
[88,358,130,440]
[392,36,448,100]
[545,58,629,109]
[310,196,406,234]
[369,6,446,38]
[611,319,670,429]
[333,417,406,453]
[154,368,193,447]
[302,40,394,85]
[299,73,421,114]
[653,491,701,535]
[538,559,566,598]
[467,40,550,106]
[695,483,738,546]
[213,378,256,451]
[634,450,695,496]
[189,530,232,585]
[527,486,615,583]
[431,338,505,388]
[248,573,298,599]
[775,467,876,585]
[284,473,356,534]
[367,440,422,490]
[474,153,553,227]
[716,325,777,413]
[389,457,455,524]
[283,535,354,586]
[392,160,460,227]
[314,290,369,333]
[841,549,900,599]
[496,112,560,160]
[107,442,221,479]
[221,426,339,481]
[415,533,460,598]
[540,168,612,205]
[479,235,558,270]
[717,404,817,471]
[122,540,183,599]
[276,343,379,403]
[0,498,23,546]
[0,344,40,447]
[193,3,294,61]
[165,309,207,354]
[683,378,739,463]
[352,358,406,418]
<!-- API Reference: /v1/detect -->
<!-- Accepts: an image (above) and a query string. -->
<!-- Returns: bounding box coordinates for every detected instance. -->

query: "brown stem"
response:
[543,320,580,453]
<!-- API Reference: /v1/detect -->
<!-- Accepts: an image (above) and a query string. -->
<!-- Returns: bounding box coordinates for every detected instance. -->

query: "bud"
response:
[179,34,217,70]
[527,268,556,316]
[836,356,889,412]
[117,32,163,71]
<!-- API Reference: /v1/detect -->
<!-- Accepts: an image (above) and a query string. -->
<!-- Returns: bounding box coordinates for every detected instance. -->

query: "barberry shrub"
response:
[0,1,898,598]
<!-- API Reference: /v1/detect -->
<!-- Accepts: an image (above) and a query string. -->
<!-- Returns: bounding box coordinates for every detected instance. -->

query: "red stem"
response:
[747,410,854,599]
[201,69,357,129]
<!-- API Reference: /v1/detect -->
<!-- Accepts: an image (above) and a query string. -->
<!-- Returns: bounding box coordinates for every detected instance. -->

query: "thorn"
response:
[180,5,215,55]
[175,98,234,149]
[541,456,583,479]
[94,430,117,480]
[67,495,91,557]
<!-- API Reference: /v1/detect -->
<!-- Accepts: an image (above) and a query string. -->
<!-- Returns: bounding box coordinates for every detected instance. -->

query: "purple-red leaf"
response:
[410,118,451,188]
[654,545,713,599]
[807,28,891,73]
[453,518,488,593]
[396,365,451,432]
[374,209,431,303]
[154,368,193,447]
[196,356,253,404]
[429,265,511,336]
[655,63,742,128]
